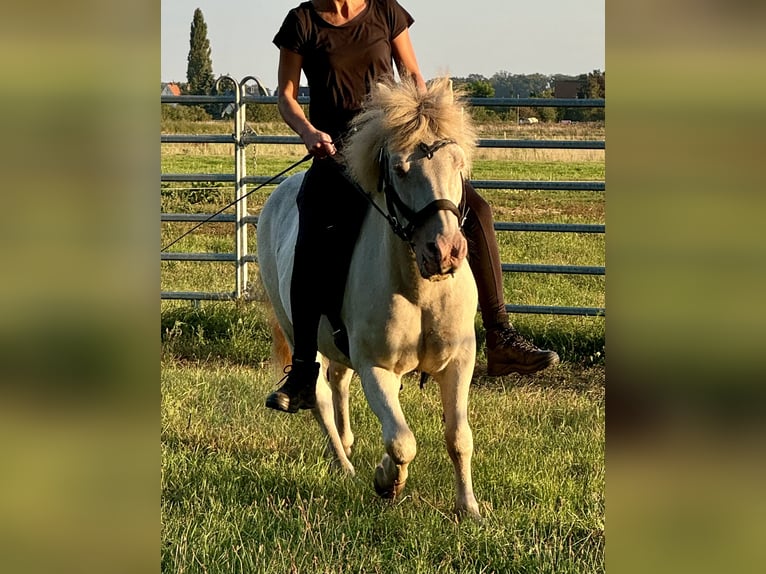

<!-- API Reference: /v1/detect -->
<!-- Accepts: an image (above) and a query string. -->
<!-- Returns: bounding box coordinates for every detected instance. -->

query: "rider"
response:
[266,0,559,414]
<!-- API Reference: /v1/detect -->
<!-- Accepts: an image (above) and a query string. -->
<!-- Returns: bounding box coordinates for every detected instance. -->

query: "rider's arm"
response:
[276,48,336,157]
[391,29,427,93]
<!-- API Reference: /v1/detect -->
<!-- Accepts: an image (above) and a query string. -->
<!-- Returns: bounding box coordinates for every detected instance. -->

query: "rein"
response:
[161,153,313,252]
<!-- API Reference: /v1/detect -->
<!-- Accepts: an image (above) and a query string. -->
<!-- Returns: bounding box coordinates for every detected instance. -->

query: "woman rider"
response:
[266,0,558,413]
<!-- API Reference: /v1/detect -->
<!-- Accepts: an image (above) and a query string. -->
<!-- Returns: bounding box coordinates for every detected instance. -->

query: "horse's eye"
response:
[393,164,407,178]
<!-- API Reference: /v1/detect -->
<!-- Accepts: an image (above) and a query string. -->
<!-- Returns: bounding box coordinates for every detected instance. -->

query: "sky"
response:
[161,0,604,91]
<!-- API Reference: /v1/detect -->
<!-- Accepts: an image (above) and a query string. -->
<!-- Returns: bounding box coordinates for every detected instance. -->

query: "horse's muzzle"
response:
[417,233,468,280]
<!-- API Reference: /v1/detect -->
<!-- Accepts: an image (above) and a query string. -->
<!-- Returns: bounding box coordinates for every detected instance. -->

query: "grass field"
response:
[162,361,604,574]
[161,119,605,573]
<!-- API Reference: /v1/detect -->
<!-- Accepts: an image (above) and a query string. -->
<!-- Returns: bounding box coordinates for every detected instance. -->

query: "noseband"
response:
[378,139,467,243]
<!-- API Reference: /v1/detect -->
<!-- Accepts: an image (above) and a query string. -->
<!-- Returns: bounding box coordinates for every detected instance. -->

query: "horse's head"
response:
[381,140,469,280]
[344,77,478,281]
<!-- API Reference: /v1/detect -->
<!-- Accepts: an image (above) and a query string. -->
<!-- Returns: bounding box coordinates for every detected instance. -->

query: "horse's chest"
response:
[395,298,467,354]
[346,274,476,371]
[420,324,460,352]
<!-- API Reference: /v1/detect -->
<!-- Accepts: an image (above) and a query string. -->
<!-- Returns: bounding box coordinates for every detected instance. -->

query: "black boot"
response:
[265,360,320,413]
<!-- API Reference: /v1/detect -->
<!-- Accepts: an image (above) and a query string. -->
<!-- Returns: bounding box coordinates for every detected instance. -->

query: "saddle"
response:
[327,312,350,359]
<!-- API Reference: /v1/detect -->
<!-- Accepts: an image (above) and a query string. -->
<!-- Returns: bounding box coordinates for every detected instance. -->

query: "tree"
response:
[578,69,605,99]
[467,80,495,98]
[576,70,605,121]
[186,8,215,96]
[531,88,557,123]
[489,71,552,99]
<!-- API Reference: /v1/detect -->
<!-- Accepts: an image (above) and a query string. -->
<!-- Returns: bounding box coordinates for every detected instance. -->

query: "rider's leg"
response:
[462,181,560,376]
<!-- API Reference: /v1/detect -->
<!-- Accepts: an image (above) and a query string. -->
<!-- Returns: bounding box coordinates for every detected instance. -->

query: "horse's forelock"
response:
[344,77,476,191]
[379,78,474,154]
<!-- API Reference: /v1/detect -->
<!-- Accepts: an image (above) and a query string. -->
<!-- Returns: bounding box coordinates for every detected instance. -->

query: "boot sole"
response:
[487,354,560,376]
[265,393,315,413]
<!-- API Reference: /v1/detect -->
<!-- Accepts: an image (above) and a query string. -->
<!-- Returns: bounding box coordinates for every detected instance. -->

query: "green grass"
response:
[162,361,604,573]
[472,159,604,182]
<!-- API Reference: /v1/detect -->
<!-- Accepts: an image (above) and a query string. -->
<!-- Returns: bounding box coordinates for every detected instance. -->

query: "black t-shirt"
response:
[273,0,414,141]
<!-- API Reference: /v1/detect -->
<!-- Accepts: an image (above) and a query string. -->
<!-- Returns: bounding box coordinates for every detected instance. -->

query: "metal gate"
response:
[161,75,605,316]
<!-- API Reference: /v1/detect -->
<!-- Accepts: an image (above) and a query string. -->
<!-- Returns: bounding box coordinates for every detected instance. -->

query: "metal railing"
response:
[161,76,605,316]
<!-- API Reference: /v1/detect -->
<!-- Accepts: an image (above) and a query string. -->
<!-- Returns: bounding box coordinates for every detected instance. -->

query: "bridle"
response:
[376,139,468,243]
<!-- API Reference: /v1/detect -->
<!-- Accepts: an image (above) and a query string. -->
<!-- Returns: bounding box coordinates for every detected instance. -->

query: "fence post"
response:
[234,76,270,298]
[234,81,248,298]
[213,75,249,298]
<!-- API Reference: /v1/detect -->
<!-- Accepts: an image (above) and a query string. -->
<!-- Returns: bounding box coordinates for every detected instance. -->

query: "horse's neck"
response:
[358,209,422,295]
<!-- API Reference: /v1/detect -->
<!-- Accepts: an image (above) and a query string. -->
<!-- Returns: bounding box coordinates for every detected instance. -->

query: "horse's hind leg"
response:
[312,357,355,475]
[437,364,481,519]
[360,366,416,499]
[327,361,354,458]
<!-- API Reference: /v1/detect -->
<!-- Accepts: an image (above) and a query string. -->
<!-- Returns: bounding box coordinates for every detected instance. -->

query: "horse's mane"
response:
[343,77,477,193]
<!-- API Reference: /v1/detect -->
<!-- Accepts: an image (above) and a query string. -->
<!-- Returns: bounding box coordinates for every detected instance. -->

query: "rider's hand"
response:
[301,128,336,158]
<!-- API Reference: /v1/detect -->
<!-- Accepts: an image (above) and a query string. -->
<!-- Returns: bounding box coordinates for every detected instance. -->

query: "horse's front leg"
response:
[437,361,481,520]
[359,366,416,499]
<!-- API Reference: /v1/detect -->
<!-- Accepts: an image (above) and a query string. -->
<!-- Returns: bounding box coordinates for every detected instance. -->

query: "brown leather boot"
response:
[486,325,560,376]
[265,360,320,413]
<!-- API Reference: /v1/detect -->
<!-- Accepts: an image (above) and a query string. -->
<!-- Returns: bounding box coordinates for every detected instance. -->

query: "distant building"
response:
[161,82,182,97]
[553,79,584,99]
[244,84,270,97]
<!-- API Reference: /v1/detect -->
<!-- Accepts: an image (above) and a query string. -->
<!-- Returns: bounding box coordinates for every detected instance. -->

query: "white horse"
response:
[256,78,481,518]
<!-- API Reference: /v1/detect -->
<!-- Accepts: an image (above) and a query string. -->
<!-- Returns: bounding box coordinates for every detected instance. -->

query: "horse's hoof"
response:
[456,509,483,523]
[374,480,395,499]
[373,467,406,499]
[454,503,482,523]
[373,479,406,499]
[328,457,356,476]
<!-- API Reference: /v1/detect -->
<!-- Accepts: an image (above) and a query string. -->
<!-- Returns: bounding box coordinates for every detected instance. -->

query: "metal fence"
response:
[162,76,605,316]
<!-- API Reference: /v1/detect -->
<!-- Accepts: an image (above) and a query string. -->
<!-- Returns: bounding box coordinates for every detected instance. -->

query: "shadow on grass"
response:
[161,301,273,365]
[161,302,605,381]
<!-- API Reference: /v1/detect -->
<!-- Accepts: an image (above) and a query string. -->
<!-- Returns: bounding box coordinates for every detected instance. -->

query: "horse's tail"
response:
[268,307,291,374]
